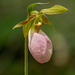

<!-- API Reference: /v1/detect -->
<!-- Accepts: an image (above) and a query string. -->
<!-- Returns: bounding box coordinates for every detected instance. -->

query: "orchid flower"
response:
[13,2,68,75]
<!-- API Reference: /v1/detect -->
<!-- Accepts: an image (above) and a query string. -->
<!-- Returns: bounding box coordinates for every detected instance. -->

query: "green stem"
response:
[25,36,28,75]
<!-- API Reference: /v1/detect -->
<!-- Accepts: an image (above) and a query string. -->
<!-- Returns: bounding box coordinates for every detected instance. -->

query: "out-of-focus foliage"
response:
[0,0,75,75]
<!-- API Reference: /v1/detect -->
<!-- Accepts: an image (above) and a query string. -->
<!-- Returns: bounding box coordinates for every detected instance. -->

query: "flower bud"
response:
[28,29,52,63]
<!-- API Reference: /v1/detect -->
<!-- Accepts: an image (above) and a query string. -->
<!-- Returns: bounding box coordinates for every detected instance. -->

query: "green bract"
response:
[13,2,68,38]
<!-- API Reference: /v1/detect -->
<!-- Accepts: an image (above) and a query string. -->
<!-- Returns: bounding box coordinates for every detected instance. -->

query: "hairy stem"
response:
[25,36,28,75]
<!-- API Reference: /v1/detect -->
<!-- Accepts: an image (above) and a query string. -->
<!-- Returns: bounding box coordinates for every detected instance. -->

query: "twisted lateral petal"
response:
[28,30,52,63]
[41,15,55,31]
[13,15,36,30]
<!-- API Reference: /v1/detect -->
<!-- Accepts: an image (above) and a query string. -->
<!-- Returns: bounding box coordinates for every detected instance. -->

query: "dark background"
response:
[0,0,75,75]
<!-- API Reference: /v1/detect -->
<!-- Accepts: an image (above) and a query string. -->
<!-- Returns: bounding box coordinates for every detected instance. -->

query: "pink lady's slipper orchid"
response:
[13,3,68,64]
[28,29,52,63]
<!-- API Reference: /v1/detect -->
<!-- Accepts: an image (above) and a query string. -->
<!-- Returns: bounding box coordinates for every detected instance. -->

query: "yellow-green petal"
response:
[40,5,68,15]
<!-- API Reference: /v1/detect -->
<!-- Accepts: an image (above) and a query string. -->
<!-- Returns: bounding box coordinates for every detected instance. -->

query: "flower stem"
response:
[25,36,28,75]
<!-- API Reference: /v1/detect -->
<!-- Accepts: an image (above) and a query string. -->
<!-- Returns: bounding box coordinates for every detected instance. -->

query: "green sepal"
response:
[27,2,49,15]
[40,5,68,15]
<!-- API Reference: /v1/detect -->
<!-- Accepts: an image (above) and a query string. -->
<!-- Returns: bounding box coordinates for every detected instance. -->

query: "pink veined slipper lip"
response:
[28,29,52,63]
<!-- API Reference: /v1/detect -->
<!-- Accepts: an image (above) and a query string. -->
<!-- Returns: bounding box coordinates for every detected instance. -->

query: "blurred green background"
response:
[0,0,75,75]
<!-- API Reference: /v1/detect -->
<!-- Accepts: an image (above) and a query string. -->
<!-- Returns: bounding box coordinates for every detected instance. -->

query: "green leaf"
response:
[41,15,55,31]
[40,5,68,15]
[12,15,36,30]
[27,2,49,15]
